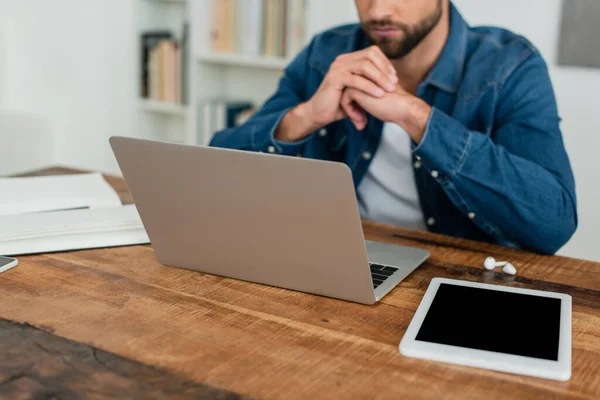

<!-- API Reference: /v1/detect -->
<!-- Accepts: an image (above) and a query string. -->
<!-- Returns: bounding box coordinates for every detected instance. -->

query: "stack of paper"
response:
[0,173,150,256]
[0,205,149,256]
[0,173,122,216]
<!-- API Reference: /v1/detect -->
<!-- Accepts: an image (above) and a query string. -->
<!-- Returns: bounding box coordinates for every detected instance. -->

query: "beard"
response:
[361,0,443,59]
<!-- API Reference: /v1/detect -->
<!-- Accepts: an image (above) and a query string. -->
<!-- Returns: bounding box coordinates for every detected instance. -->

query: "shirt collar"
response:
[423,3,469,93]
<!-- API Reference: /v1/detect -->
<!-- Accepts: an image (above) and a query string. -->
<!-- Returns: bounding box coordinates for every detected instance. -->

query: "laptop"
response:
[110,136,429,305]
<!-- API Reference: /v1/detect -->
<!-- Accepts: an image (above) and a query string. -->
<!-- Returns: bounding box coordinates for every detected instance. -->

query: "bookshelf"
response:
[137,0,357,146]
[196,53,292,70]
[138,99,187,117]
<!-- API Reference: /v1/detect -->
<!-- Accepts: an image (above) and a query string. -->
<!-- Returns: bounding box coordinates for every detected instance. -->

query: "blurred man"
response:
[211,0,577,255]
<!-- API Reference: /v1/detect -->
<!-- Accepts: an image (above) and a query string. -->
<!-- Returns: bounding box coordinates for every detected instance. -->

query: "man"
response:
[210,0,577,255]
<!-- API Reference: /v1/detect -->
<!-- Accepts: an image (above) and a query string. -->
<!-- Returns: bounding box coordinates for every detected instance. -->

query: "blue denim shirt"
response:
[211,4,577,255]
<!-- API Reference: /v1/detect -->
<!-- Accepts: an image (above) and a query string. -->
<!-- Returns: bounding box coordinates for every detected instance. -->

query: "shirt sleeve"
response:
[210,40,316,156]
[413,52,577,255]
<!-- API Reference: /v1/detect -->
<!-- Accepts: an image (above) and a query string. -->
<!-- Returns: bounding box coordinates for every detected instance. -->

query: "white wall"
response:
[0,0,137,175]
[452,0,600,260]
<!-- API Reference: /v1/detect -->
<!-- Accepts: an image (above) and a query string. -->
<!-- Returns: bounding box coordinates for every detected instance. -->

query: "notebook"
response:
[0,173,122,216]
[0,205,149,256]
[0,173,149,256]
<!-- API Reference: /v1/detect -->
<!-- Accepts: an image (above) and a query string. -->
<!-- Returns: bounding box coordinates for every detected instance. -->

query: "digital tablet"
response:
[399,278,572,381]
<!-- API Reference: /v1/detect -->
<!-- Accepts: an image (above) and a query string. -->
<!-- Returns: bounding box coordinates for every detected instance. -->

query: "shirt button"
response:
[427,217,436,226]
[468,212,476,220]
[319,128,328,137]
[415,155,422,161]
[414,160,422,169]
[362,151,372,160]
[267,146,276,153]
[431,170,439,178]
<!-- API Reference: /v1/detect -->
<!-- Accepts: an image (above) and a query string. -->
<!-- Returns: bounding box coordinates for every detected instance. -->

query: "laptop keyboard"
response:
[370,263,399,289]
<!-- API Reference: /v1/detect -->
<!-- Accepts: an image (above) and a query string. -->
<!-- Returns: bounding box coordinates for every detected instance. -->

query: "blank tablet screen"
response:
[415,283,562,361]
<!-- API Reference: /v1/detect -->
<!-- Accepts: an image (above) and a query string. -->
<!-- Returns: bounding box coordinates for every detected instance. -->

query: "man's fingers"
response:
[349,60,396,92]
[364,45,397,79]
[341,73,385,98]
[341,91,368,131]
[336,46,396,82]
[341,101,367,131]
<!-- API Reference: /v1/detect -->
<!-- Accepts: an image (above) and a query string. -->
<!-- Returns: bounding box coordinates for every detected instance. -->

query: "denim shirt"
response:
[210,3,577,255]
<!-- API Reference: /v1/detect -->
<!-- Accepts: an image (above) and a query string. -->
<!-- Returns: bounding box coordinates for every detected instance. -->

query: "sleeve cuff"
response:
[250,107,313,155]
[413,107,472,178]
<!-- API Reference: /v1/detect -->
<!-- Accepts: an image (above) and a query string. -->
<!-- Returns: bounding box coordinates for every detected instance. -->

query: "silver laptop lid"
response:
[110,137,377,304]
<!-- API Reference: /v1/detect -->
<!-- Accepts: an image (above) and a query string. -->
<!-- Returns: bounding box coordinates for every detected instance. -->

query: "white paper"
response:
[0,173,122,216]
[0,205,150,256]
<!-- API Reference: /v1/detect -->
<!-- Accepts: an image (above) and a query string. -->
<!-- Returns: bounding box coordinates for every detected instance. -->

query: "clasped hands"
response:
[275,45,432,144]
[335,46,431,143]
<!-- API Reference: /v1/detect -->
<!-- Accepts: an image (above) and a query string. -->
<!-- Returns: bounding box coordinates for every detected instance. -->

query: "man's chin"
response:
[375,43,407,59]
[366,36,403,58]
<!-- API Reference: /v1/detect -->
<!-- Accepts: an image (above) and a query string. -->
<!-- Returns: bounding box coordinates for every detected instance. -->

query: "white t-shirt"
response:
[357,122,427,231]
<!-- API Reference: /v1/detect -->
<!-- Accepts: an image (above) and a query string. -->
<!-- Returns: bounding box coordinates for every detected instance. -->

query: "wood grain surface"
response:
[1,168,599,399]
[0,319,250,399]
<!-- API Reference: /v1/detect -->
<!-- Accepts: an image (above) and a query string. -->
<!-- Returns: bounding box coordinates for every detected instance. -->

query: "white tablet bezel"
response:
[0,256,18,273]
[399,278,572,381]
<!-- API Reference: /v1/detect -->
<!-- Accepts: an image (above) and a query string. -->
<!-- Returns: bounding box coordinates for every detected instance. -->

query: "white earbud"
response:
[483,257,517,275]
[502,263,517,275]
[483,257,507,270]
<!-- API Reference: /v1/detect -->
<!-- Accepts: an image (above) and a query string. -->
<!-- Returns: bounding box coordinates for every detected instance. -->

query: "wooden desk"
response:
[2,168,599,399]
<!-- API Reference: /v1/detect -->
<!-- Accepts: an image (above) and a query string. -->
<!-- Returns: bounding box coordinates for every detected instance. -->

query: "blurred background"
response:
[0,0,598,261]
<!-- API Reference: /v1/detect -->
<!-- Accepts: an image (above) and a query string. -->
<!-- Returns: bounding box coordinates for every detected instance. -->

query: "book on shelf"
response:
[181,22,190,105]
[237,0,263,56]
[286,0,307,57]
[197,99,256,145]
[141,31,172,98]
[279,0,288,57]
[193,0,307,60]
[157,40,170,101]
[173,44,181,104]
[211,0,237,53]
[262,0,276,57]
[141,27,189,106]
